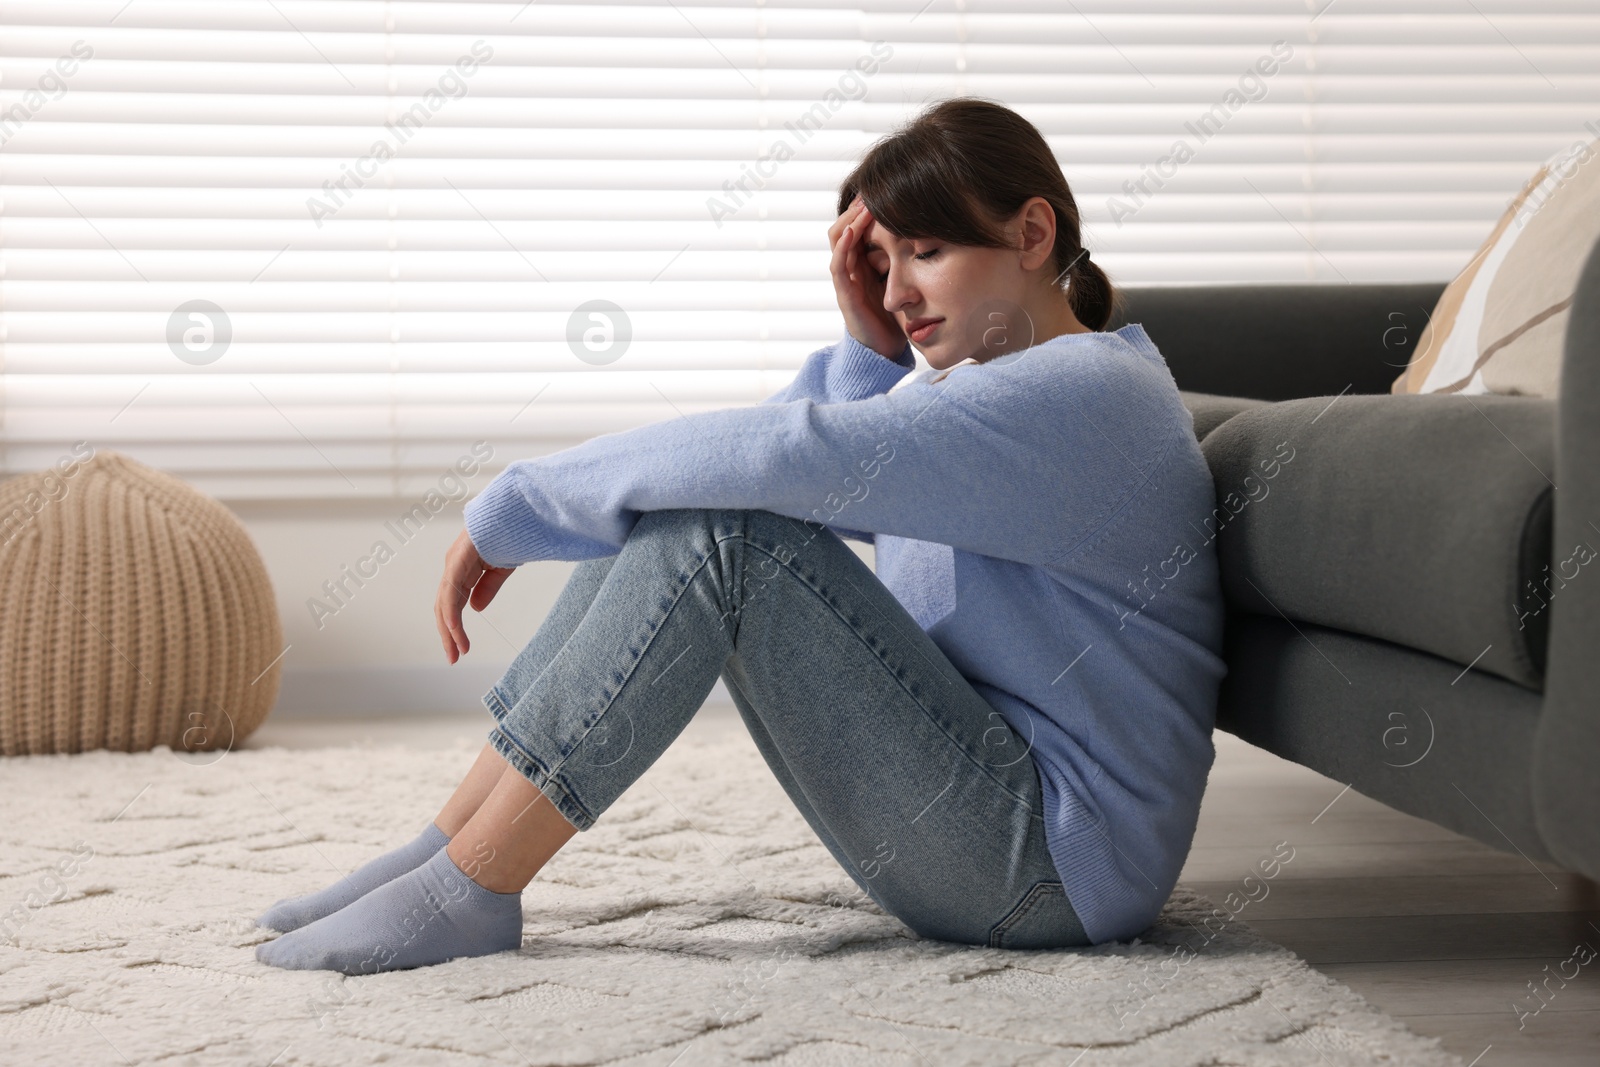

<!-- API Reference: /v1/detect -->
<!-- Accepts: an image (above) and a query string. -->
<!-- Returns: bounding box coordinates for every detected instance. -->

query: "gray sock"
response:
[256,822,450,933]
[254,847,522,974]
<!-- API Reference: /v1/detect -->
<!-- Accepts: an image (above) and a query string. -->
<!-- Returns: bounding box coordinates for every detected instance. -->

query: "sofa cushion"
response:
[1392,135,1600,398]
[1109,283,1448,400]
[1200,393,1556,690]
[1180,391,1270,440]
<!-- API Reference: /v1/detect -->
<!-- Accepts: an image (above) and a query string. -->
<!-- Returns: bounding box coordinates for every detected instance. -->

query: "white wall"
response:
[230,499,873,718]
[229,498,541,718]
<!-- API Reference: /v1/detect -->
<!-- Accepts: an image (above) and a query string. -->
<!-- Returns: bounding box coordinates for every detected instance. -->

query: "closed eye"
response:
[871,248,940,276]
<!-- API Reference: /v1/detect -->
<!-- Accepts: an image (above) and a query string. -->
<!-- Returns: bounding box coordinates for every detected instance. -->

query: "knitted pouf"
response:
[0,448,283,755]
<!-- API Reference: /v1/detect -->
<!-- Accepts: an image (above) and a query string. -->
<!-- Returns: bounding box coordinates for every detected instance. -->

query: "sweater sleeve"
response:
[463,349,1168,569]
[751,329,919,545]
[761,330,917,406]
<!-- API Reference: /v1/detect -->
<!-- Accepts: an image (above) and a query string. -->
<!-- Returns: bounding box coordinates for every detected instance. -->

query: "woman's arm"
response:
[763,194,916,408]
[759,331,918,543]
[462,346,1173,569]
[760,330,917,407]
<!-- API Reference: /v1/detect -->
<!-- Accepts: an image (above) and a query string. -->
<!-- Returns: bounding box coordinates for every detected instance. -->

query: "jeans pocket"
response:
[988,881,1090,950]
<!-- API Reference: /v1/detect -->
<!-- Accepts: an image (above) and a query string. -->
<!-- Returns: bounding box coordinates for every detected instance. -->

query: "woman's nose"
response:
[883,267,917,310]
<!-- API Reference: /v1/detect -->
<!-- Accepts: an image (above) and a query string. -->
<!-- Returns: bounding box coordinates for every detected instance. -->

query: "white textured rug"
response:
[0,730,1465,1066]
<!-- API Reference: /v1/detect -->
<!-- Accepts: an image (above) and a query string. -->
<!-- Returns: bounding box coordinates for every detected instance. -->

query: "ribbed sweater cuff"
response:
[830,331,916,399]
[463,465,555,568]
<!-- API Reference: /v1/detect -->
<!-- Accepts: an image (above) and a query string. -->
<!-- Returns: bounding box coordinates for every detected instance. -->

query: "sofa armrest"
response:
[1534,233,1600,881]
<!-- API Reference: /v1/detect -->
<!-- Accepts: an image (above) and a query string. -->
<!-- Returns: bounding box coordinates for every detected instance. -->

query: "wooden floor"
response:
[249,709,1600,1066]
[1178,730,1600,1067]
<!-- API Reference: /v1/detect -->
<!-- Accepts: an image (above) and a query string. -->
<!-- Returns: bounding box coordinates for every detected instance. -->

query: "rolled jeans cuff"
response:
[482,684,512,723]
[485,720,599,833]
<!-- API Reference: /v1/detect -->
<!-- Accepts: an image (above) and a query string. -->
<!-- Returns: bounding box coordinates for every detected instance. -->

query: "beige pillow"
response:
[1393,135,1600,398]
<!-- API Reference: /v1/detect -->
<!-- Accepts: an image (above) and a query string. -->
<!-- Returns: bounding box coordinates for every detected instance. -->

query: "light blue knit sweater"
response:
[463,324,1228,944]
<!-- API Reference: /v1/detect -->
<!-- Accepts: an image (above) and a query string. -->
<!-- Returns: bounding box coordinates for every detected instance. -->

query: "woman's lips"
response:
[909,318,942,342]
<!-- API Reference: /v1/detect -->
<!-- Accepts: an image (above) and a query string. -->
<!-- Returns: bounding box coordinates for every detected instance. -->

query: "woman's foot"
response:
[256,822,450,933]
[255,848,522,974]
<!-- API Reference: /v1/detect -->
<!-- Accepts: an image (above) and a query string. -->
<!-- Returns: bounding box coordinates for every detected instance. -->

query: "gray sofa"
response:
[1103,235,1600,886]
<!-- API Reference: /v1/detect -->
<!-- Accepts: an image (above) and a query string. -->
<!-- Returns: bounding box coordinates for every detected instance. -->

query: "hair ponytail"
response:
[1062,246,1117,333]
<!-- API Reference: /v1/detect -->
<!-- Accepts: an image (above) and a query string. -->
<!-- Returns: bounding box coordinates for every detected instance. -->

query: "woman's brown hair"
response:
[837,96,1120,332]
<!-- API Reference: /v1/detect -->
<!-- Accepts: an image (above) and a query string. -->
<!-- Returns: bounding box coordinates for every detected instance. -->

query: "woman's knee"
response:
[622,508,853,637]
[627,506,721,542]
[628,507,826,554]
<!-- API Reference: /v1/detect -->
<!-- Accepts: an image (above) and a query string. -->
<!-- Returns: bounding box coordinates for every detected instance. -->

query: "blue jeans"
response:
[482,507,1089,950]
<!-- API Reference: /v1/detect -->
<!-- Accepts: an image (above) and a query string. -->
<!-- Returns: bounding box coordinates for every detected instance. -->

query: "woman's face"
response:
[862,216,1051,371]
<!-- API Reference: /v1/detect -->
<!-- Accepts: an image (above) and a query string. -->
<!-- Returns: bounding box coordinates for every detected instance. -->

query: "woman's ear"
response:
[1011,197,1058,272]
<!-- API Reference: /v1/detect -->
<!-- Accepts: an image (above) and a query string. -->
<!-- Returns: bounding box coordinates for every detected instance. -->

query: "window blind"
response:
[1,0,1595,500]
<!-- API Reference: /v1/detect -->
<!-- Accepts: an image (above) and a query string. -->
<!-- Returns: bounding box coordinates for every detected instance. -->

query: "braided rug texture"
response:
[0,448,282,755]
